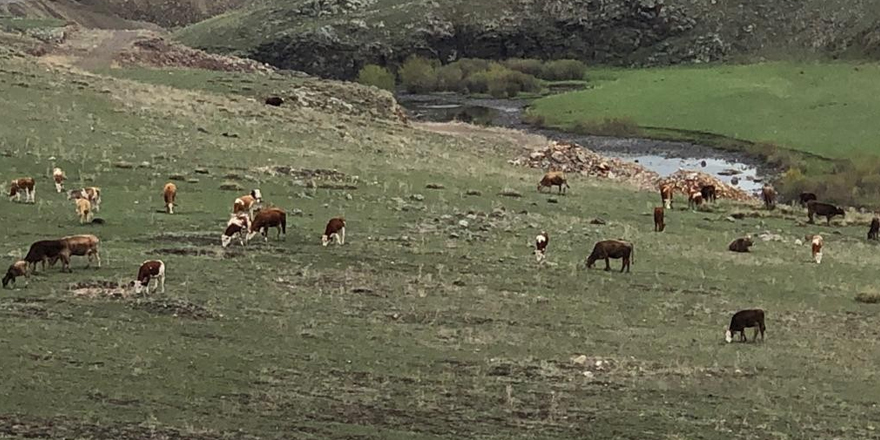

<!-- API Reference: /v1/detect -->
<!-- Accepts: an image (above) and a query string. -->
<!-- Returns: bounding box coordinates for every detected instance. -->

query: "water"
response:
[397,94,769,193]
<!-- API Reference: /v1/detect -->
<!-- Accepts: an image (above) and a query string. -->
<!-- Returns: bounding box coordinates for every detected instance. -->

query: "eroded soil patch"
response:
[69,281,131,299]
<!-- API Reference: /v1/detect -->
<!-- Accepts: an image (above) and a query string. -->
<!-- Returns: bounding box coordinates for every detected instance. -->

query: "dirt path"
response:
[72,29,142,70]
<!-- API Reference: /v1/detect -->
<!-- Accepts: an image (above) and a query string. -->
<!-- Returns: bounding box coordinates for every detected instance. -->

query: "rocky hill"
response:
[0,0,250,28]
[174,0,880,79]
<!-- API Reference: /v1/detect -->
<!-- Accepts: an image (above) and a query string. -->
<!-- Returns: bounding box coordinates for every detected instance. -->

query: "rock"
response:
[186,178,200,184]
[571,355,588,365]
[219,182,244,191]
[590,218,607,225]
[344,193,353,200]
[194,168,210,175]
[499,188,522,198]
[113,161,134,169]
[547,197,559,203]
[291,209,304,216]
[168,174,187,181]
[794,239,803,246]
[726,216,736,222]
[452,279,466,286]
[458,220,469,228]
[731,177,740,186]
[448,232,460,239]
[718,169,742,176]
[410,194,425,202]
[466,189,482,196]
[426,183,445,189]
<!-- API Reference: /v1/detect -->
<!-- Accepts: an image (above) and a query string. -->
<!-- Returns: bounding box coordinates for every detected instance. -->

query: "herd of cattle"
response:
[5,168,879,343]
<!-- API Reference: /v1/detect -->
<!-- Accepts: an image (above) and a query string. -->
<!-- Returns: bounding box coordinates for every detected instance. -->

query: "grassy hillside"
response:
[531,62,880,160]
[0,0,251,28]
[2,47,880,439]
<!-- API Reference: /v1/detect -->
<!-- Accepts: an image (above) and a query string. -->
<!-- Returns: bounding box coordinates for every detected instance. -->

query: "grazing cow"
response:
[322,217,346,246]
[247,207,286,242]
[163,182,177,214]
[9,177,35,203]
[869,217,880,240]
[233,189,263,219]
[811,235,823,264]
[660,184,673,209]
[59,234,101,271]
[537,171,570,194]
[2,260,28,288]
[133,260,165,294]
[728,236,754,253]
[535,231,549,263]
[725,309,766,343]
[653,207,665,232]
[585,240,634,273]
[67,187,102,212]
[265,96,284,106]
[806,201,845,225]
[688,191,703,210]
[24,239,66,272]
[761,184,777,210]
[221,214,251,248]
[700,185,717,203]
[52,167,65,193]
[75,198,92,224]
[799,192,817,206]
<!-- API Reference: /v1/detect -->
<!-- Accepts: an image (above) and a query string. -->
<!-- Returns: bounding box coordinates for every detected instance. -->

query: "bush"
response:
[435,64,466,93]
[454,58,492,77]
[540,59,587,81]
[398,56,436,93]
[465,71,490,94]
[356,64,395,91]
[522,113,546,127]
[503,58,544,77]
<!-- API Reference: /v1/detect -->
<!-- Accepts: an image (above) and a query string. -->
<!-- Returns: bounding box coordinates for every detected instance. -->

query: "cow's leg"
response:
[826,216,832,225]
[159,274,165,293]
[339,227,345,245]
[604,258,611,271]
[60,255,71,273]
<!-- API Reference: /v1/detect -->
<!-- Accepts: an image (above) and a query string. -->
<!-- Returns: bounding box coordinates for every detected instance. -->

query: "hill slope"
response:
[0,0,251,28]
[176,0,880,79]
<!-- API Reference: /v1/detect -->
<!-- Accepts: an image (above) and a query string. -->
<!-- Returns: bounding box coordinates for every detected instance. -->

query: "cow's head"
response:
[585,255,597,269]
[837,207,846,216]
[251,189,263,203]
[221,234,233,248]
[9,181,19,197]
[321,234,330,247]
[725,329,733,343]
[2,272,12,288]
[132,279,148,294]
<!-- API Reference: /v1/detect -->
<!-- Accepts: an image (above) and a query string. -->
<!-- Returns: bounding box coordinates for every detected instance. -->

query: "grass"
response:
[0,17,66,32]
[530,62,880,160]
[2,59,880,438]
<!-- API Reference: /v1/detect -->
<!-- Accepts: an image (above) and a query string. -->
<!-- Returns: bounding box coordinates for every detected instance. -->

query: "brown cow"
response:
[9,177,35,203]
[660,184,673,209]
[53,167,66,193]
[76,198,92,224]
[688,191,703,210]
[653,207,665,232]
[538,171,570,194]
[233,189,262,219]
[585,240,634,273]
[2,260,28,288]
[322,217,346,246]
[24,234,99,273]
[700,185,717,203]
[806,201,845,225]
[869,217,880,240]
[728,236,754,253]
[133,260,165,294]
[247,207,286,242]
[163,182,177,214]
[761,184,776,210]
[811,235,823,264]
[535,231,549,263]
[725,309,765,343]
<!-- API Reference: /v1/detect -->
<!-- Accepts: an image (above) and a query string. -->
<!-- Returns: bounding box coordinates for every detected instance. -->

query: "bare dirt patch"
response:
[69,280,130,299]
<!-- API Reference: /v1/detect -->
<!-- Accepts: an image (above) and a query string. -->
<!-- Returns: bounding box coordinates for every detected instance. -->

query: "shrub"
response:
[356,64,395,91]
[540,59,587,81]
[503,58,544,77]
[856,291,880,304]
[453,58,492,77]
[522,113,546,127]
[435,64,466,93]
[398,56,436,93]
[465,71,490,94]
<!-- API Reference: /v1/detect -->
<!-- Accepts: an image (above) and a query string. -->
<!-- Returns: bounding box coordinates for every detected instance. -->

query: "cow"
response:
[322,217,346,246]
[811,235,823,264]
[233,189,263,219]
[52,167,65,193]
[761,184,776,210]
[535,231,549,263]
[700,185,717,203]
[688,191,703,210]
[132,260,165,294]
[75,198,92,224]
[221,214,251,248]
[24,234,99,273]
[728,236,754,253]
[2,260,28,288]
[799,192,817,206]
[163,182,177,214]
[653,207,665,232]
[725,309,766,343]
[9,177,35,203]
[537,171,570,194]
[247,207,286,242]
[869,217,880,240]
[67,187,102,212]
[23,239,66,273]
[585,240,634,273]
[806,201,845,225]
[660,184,673,209]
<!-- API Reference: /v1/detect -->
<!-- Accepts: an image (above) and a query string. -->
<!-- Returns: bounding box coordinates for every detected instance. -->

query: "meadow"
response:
[2,55,880,439]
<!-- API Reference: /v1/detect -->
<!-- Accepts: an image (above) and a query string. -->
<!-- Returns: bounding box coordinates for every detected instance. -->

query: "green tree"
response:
[398,56,437,93]
[356,64,395,91]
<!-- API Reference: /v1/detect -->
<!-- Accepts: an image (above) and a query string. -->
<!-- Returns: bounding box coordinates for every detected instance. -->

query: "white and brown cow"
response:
[163,182,177,214]
[52,168,66,193]
[75,198,92,224]
[9,178,35,203]
[535,231,549,263]
[233,189,263,219]
[811,234,824,264]
[133,260,165,294]
[2,260,28,288]
[67,187,102,212]
[221,214,251,248]
[322,217,346,246]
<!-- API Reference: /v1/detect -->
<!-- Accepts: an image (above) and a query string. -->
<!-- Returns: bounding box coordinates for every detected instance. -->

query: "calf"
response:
[761,185,776,210]
[76,198,92,224]
[688,191,703,210]
[869,217,880,240]
[67,187,102,212]
[700,185,717,203]
[322,217,346,246]
[9,177,35,203]
[807,201,845,225]
[799,192,817,206]
[653,207,665,232]
[585,240,633,273]
[133,260,165,294]
[811,235,823,264]
[728,236,754,253]
[725,309,766,343]
[537,171,570,194]
[163,182,177,214]
[247,207,286,242]
[2,260,28,288]
[660,184,673,210]
[233,189,263,219]
[221,214,250,248]
[535,231,549,263]
[52,167,65,193]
